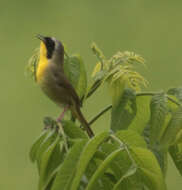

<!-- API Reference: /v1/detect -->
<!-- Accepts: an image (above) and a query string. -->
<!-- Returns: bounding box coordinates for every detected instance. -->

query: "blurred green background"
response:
[0,0,182,189]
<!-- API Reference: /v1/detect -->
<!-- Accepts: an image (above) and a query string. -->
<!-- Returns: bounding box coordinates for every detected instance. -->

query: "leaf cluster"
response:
[29,44,182,190]
[30,119,166,190]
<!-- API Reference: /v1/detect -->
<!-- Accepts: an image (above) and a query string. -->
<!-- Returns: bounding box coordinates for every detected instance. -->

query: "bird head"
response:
[36,34,64,61]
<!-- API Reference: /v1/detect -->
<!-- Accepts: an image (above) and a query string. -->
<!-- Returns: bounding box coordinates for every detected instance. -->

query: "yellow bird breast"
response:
[36,57,48,82]
[36,42,49,82]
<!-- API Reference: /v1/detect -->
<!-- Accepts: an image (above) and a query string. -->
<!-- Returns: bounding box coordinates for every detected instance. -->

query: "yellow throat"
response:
[36,41,49,82]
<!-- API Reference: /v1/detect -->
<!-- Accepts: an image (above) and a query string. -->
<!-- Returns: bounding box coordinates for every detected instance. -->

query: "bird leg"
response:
[57,106,69,122]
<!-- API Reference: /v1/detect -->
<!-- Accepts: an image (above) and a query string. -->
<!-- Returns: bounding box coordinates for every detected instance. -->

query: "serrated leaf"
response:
[111,88,137,132]
[100,142,133,180]
[175,129,182,144]
[167,87,182,103]
[99,175,114,190]
[94,150,123,180]
[152,149,168,176]
[84,158,98,181]
[149,92,168,146]
[101,138,165,189]
[158,96,179,144]
[109,76,126,106]
[61,120,88,139]
[29,130,49,162]
[51,139,88,190]
[112,172,143,190]
[157,113,172,144]
[86,148,124,190]
[160,106,182,148]
[167,95,179,113]
[131,147,166,190]
[110,51,145,66]
[169,143,182,176]
[64,54,87,99]
[39,136,62,190]
[116,129,147,148]
[102,143,141,189]
[70,132,109,190]
[112,165,137,190]
[129,95,151,134]
[36,129,58,171]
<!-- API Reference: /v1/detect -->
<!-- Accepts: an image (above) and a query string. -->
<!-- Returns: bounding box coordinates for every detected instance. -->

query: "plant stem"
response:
[86,80,102,99]
[88,91,181,126]
[110,134,136,165]
[136,92,181,106]
[89,105,112,126]
[57,122,68,152]
[136,92,156,96]
[166,96,181,106]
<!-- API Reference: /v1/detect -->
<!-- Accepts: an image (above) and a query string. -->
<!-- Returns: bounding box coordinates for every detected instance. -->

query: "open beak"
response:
[36,34,46,42]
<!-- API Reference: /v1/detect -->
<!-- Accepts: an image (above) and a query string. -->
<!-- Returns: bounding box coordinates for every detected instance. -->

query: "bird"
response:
[35,34,94,138]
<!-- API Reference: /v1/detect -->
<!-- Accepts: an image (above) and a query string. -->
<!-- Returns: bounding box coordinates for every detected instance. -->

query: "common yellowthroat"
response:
[36,35,94,138]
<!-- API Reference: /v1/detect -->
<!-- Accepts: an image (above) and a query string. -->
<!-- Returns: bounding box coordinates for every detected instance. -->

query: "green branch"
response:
[136,92,181,106]
[89,105,112,126]
[110,134,137,166]
[86,80,102,99]
[88,91,181,127]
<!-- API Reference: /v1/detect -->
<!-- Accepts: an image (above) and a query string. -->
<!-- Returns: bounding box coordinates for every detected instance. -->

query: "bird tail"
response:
[71,105,94,138]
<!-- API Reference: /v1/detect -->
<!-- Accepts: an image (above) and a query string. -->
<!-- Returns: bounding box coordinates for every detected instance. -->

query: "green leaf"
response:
[109,78,126,106]
[84,158,99,181]
[160,106,182,148]
[29,129,49,162]
[61,120,88,139]
[101,137,165,189]
[149,92,168,146]
[70,132,109,190]
[43,117,57,128]
[86,148,124,190]
[51,139,88,190]
[149,148,168,176]
[167,87,182,103]
[64,54,87,99]
[128,95,151,134]
[91,61,106,81]
[94,150,123,180]
[169,143,182,176]
[91,42,106,66]
[92,62,102,78]
[116,129,147,148]
[175,129,182,144]
[101,141,119,155]
[100,141,134,181]
[157,96,179,144]
[131,147,166,190]
[112,165,137,190]
[26,48,39,81]
[36,128,58,171]
[39,136,62,190]
[112,173,144,190]
[99,175,114,190]
[167,95,179,113]
[111,88,137,132]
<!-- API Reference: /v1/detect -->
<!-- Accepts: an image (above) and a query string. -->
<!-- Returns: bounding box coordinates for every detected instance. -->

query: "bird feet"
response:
[56,106,69,122]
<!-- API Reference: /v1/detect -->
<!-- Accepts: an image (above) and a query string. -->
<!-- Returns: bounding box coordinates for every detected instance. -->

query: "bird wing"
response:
[54,71,82,107]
